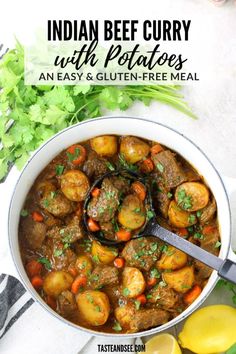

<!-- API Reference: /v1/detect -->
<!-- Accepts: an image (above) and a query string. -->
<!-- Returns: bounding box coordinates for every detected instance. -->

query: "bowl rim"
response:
[8,115,232,338]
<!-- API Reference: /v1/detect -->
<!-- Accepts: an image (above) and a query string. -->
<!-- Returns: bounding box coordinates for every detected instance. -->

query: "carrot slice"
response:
[71,275,87,294]
[66,144,86,165]
[177,228,188,237]
[151,143,163,155]
[116,229,132,241]
[32,211,44,222]
[31,275,43,289]
[26,260,43,277]
[136,294,147,305]
[114,257,125,268]
[68,266,78,278]
[202,225,217,235]
[91,187,101,198]
[147,277,157,287]
[183,284,202,305]
[131,181,146,201]
[140,158,154,173]
[87,218,100,232]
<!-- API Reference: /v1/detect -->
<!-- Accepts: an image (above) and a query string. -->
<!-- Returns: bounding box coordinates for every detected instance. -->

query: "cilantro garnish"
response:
[20,209,28,217]
[112,321,122,332]
[123,288,130,296]
[177,189,192,210]
[55,165,65,175]
[38,257,52,270]
[54,249,64,257]
[156,163,164,173]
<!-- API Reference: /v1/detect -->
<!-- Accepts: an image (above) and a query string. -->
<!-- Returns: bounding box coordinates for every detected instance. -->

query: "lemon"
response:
[178,305,236,353]
[140,333,182,354]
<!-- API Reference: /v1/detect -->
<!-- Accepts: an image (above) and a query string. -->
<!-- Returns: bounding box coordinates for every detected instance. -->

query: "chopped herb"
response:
[150,243,158,252]
[98,206,105,214]
[181,284,191,289]
[92,254,100,263]
[60,229,65,235]
[105,191,116,200]
[167,192,173,199]
[133,207,141,213]
[123,288,130,296]
[156,163,164,173]
[188,214,196,224]
[67,147,80,162]
[196,210,202,218]
[154,295,161,300]
[146,294,153,299]
[95,305,101,312]
[55,165,65,176]
[134,300,141,310]
[215,241,221,248]
[194,232,204,240]
[146,210,155,220]
[177,189,192,210]
[38,257,52,270]
[187,226,194,233]
[106,161,115,171]
[112,321,122,332]
[159,281,167,287]
[150,268,161,279]
[20,209,28,217]
[161,244,169,253]
[118,153,138,172]
[86,294,94,303]
[50,191,57,199]
[216,278,236,305]
[54,249,64,257]
[43,199,50,208]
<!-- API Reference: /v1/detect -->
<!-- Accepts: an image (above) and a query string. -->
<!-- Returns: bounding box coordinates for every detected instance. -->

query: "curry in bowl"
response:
[19,135,220,333]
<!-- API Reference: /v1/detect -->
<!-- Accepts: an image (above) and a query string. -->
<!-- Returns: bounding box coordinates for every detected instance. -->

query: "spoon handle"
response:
[144,219,223,271]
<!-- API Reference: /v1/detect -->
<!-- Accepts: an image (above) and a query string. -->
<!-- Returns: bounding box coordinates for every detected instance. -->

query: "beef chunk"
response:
[40,190,75,217]
[152,150,187,188]
[194,260,212,279]
[87,178,119,222]
[130,309,169,332]
[147,285,178,309]
[200,224,220,254]
[154,181,171,218]
[199,197,217,225]
[47,216,84,242]
[100,221,116,240]
[90,266,119,288]
[42,238,76,271]
[83,151,108,179]
[58,290,77,319]
[121,238,161,271]
[20,217,46,250]
[110,176,130,195]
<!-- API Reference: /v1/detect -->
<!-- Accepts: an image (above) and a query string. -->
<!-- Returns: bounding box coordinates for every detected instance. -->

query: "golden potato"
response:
[75,255,93,275]
[115,304,135,329]
[122,267,146,298]
[157,246,187,271]
[76,290,110,326]
[120,136,150,164]
[118,194,146,230]
[90,136,117,156]
[162,266,194,293]
[91,241,118,264]
[168,200,197,228]
[61,170,90,202]
[43,271,73,297]
[175,182,209,212]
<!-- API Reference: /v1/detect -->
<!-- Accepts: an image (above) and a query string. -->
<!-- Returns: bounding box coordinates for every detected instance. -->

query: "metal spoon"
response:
[83,169,236,284]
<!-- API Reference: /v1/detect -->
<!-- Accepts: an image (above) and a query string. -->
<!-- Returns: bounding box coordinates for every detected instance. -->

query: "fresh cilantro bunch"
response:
[0,41,196,180]
[216,279,236,305]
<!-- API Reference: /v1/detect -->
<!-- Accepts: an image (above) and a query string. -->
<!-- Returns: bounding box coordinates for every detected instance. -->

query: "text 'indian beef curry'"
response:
[19,135,220,333]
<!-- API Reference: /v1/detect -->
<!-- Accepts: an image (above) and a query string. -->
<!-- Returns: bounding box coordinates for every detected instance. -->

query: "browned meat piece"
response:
[155,182,171,218]
[201,224,220,254]
[39,152,68,180]
[90,266,119,288]
[194,260,212,279]
[100,221,115,240]
[40,190,75,217]
[47,216,84,242]
[87,178,119,222]
[130,308,169,332]
[147,285,178,309]
[43,210,62,229]
[20,217,46,250]
[199,197,217,225]
[58,290,77,319]
[110,176,130,195]
[179,158,201,182]
[83,151,108,179]
[121,237,161,271]
[152,150,187,188]
[42,238,76,271]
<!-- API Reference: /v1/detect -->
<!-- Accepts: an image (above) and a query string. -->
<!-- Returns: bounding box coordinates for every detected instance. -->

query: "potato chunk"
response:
[157,246,187,270]
[61,170,90,202]
[90,136,117,156]
[76,290,110,326]
[43,271,73,297]
[115,304,135,328]
[122,267,146,298]
[91,241,118,264]
[162,266,194,293]
[175,182,209,212]
[118,194,146,230]
[168,200,197,228]
[75,255,93,275]
[120,136,150,164]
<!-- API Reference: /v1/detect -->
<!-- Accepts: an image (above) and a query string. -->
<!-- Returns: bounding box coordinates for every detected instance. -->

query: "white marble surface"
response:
[0,0,236,353]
